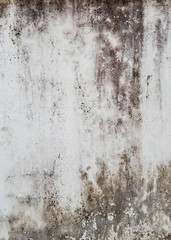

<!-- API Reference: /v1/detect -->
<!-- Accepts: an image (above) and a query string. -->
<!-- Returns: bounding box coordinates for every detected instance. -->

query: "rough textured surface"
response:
[0,0,171,239]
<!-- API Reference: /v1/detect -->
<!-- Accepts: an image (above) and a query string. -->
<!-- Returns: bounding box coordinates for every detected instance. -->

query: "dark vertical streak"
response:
[128,1,144,122]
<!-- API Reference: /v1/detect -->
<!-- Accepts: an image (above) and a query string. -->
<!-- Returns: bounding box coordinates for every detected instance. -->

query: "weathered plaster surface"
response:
[0,0,171,239]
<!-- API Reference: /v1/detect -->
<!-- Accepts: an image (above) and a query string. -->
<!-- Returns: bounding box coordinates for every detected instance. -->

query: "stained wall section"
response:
[0,1,171,239]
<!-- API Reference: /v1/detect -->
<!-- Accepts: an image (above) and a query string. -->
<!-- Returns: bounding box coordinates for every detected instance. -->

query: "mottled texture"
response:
[0,0,171,239]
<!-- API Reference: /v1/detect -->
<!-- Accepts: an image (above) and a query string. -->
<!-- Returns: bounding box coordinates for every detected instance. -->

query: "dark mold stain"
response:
[15,1,48,33]
[6,160,171,239]
[128,3,143,122]
[90,0,144,124]
[0,2,8,18]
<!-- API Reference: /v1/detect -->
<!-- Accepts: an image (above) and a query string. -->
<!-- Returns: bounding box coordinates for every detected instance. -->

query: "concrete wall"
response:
[0,0,171,239]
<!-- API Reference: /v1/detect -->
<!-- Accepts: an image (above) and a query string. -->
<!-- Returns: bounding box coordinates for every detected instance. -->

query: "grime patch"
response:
[6,160,171,239]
